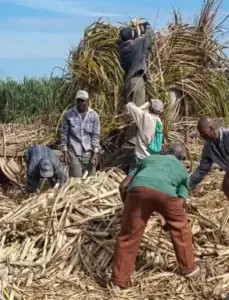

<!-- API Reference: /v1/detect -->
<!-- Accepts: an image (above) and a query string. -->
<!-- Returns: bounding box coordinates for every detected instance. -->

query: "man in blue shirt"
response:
[25,145,66,194]
[61,90,100,178]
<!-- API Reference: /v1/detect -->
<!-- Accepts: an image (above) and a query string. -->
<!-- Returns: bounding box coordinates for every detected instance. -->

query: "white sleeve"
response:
[125,102,144,130]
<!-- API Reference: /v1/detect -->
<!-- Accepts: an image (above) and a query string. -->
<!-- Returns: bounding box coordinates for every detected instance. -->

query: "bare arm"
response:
[91,112,101,153]
[61,113,69,151]
[189,143,213,189]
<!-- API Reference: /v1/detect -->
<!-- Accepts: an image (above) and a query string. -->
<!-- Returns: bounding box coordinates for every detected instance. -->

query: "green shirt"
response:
[128,154,189,200]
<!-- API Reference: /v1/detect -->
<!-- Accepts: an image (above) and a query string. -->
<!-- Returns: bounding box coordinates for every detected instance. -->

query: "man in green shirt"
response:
[111,144,200,289]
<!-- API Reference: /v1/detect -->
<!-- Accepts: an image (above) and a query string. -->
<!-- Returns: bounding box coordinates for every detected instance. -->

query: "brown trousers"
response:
[111,187,196,287]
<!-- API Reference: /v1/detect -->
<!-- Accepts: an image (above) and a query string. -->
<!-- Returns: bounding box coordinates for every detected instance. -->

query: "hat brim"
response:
[40,170,54,178]
[76,97,88,101]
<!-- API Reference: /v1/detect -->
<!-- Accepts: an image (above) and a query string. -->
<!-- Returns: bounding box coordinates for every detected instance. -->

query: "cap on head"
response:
[150,99,164,114]
[39,158,54,178]
[120,27,133,41]
[76,90,89,101]
[164,144,186,161]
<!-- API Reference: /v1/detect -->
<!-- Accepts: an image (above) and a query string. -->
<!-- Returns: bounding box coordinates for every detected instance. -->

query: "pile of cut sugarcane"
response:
[0,168,229,299]
[0,123,55,158]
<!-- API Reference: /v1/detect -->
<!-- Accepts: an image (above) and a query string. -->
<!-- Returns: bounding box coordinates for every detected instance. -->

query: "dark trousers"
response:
[222,170,229,198]
[124,75,145,106]
[111,187,196,287]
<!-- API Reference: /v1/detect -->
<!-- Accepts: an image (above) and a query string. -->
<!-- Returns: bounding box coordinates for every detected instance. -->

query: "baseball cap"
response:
[150,99,164,114]
[76,90,89,101]
[39,158,54,178]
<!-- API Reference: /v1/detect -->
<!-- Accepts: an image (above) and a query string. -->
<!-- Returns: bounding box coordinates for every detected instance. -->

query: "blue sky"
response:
[0,0,229,80]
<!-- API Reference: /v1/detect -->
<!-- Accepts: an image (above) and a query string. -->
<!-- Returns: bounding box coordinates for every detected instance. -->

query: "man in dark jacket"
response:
[119,22,153,106]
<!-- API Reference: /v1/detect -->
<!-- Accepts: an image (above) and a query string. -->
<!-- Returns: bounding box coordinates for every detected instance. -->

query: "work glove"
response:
[54,183,60,189]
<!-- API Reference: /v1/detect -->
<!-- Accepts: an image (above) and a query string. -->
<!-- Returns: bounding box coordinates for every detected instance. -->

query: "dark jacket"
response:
[119,24,153,82]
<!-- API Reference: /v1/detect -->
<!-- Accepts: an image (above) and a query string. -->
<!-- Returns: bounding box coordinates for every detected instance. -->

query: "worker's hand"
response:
[91,153,99,167]
[54,183,60,189]
[63,150,69,165]
[139,21,150,34]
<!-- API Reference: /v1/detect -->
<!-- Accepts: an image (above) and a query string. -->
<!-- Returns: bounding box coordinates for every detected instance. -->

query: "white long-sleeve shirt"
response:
[126,102,162,159]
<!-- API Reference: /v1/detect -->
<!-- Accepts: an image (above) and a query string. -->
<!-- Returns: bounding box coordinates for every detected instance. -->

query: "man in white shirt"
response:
[125,99,164,172]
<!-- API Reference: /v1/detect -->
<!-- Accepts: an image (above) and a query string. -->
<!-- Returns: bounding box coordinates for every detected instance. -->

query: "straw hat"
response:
[0,158,20,183]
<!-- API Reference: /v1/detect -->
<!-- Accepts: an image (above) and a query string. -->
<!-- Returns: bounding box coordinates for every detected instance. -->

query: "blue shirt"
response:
[25,145,66,193]
[61,107,100,156]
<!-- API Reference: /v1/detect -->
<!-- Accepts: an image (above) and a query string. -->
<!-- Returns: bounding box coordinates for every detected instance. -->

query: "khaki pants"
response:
[124,75,145,107]
[68,149,95,178]
[111,187,196,287]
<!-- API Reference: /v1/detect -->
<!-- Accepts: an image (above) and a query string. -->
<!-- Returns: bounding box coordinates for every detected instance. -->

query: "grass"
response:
[0,77,62,123]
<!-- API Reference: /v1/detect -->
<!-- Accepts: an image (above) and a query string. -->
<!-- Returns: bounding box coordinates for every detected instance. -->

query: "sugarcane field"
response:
[2,0,229,299]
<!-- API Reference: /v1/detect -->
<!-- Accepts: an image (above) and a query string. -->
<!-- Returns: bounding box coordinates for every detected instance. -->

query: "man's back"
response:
[129,154,188,198]
[119,24,153,81]
[27,145,55,173]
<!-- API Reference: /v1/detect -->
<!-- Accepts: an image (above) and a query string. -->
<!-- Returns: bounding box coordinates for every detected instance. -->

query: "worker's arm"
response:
[189,143,213,189]
[52,156,67,186]
[125,102,144,128]
[91,112,101,153]
[140,22,154,49]
[119,175,133,202]
[61,113,69,152]
[26,171,40,194]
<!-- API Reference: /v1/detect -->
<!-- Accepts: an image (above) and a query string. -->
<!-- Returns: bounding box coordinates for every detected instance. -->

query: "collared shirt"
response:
[126,102,162,159]
[190,128,229,188]
[128,154,189,200]
[61,107,100,156]
[25,145,66,193]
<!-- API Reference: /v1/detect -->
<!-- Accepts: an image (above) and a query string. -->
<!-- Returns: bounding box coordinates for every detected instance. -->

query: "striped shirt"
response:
[25,145,66,193]
[190,128,229,188]
[61,107,100,156]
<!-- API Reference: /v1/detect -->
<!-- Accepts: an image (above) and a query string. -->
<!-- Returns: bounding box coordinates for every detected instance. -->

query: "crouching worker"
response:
[25,145,66,194]
[111,144,201,289]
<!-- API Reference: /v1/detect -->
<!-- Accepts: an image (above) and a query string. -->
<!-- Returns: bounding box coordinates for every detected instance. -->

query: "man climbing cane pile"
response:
[111,144,201,289]
[119,21,154,106]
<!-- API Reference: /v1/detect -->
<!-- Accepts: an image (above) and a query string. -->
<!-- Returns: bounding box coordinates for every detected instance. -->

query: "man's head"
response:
[120,27,134,42]
[197,116,219,141]
[149,99,164,115]
[164,144,186,161]
[39,158,54,178]
[76,90,89,113]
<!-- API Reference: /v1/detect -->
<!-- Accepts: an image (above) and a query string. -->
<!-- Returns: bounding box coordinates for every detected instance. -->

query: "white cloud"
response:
[0,0,123,17]
[0,32,79,58]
